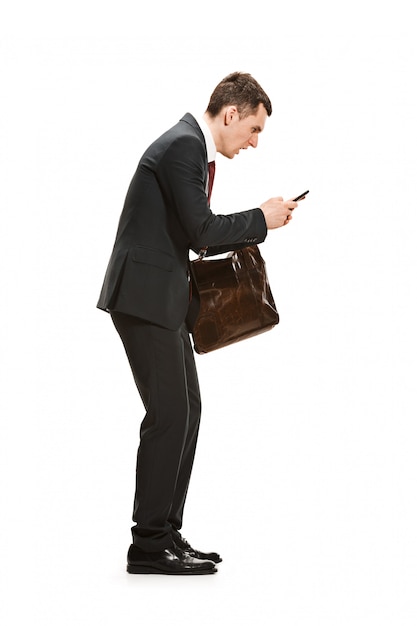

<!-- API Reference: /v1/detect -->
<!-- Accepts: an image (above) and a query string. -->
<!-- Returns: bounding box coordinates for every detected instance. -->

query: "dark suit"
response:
[97,113,267,551]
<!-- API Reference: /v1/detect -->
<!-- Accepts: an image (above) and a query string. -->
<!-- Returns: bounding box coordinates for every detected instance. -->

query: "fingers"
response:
[260,196,297,229]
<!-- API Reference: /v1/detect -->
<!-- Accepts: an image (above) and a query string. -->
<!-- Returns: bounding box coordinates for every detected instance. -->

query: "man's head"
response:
[204,72,272,159]
[206,71,272,119]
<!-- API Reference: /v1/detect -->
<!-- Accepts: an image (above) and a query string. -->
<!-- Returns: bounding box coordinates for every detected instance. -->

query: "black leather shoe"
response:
[173,532,222,564]
[127,544,217,575]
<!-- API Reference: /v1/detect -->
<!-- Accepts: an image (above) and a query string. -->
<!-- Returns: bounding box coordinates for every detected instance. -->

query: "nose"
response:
[248,134,258,148]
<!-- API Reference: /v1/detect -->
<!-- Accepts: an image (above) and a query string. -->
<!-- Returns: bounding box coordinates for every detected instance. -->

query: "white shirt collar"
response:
[197,115,217,162]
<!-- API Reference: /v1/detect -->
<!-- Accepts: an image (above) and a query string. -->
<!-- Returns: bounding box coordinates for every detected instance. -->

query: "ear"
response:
[224,105,238,126]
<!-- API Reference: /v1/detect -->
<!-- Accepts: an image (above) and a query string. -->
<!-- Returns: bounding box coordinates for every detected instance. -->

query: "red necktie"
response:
[207,160,216,203]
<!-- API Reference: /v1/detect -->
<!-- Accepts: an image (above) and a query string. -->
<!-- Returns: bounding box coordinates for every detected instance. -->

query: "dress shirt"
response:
[196,115,217,163]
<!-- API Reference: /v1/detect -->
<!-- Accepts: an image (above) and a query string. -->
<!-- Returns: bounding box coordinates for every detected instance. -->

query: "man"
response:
[97,72,298,575]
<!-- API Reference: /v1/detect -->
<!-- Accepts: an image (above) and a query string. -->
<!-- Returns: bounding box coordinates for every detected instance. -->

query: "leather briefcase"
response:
[189,245,279,354]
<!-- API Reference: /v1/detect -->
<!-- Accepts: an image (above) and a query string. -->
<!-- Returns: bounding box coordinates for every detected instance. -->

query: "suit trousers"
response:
[110,311,201,552]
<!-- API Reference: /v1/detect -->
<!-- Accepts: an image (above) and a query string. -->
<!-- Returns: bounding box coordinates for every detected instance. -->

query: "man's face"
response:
[219,103,268,159]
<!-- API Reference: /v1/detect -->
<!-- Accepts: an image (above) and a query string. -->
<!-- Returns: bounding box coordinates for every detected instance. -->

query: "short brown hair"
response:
[206,71,272,119]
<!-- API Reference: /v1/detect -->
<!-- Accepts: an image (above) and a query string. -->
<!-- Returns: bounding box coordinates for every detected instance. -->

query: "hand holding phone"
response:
[261,192,309,229]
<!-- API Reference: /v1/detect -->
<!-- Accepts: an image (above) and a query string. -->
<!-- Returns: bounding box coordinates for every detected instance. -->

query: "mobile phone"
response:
[293,190,309,202]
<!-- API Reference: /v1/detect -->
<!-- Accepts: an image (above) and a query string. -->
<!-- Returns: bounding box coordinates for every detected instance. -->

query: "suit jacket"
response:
[97,113,267,330]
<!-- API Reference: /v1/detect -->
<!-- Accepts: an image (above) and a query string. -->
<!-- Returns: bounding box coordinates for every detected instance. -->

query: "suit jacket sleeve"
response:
[155,134,267,252]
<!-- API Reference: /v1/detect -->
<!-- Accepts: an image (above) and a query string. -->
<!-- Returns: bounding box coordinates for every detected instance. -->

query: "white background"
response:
[1,1,416,624]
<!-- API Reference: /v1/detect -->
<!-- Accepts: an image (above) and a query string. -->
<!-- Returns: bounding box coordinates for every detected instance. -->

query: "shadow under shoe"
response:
[127,544,217,575]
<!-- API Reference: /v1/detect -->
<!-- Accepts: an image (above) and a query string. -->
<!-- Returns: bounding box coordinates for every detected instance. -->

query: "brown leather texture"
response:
[190,245,279,354]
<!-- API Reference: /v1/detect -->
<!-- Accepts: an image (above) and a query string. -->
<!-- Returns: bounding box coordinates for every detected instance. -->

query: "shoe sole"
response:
[127,565,217,575]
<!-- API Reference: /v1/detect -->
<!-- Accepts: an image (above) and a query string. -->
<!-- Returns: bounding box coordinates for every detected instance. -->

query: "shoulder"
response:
[161,115,206,160]
[141,114,207,171]
[168,114,205,150]
[140,113,204,153]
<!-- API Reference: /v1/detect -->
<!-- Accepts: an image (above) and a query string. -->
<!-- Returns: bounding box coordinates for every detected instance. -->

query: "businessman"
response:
[97,72,298,575]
